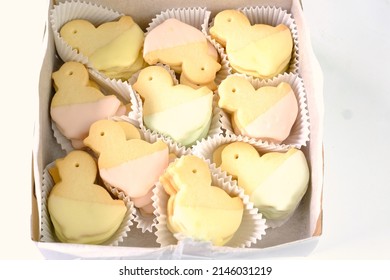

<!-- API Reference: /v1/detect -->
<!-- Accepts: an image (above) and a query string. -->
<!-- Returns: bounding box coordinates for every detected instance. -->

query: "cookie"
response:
[50,61,127,149]
[215,141,309,220]
[47,150,127,244]
[218,75,298,143]
[83,119,169,215]
[143,18,221,89]
[132,66,213,146]
[160,155,243,246]
[60,16,145,80]
[210,10,293,79]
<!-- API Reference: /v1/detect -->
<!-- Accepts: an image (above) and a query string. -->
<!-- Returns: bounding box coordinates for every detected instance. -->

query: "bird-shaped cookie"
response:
[50,61,127,149]
[60,16,145,80]
[47,150,127,244]
[133,66,213,146]
[210,10,293,79]
[83,119,169,215]
[218,75,298,143]
[143,18,221,89]
[216,142,309,220]
[160,155,243,246]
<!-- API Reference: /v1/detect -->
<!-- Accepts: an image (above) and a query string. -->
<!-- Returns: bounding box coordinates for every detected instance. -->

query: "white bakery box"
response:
[31,0,324,259]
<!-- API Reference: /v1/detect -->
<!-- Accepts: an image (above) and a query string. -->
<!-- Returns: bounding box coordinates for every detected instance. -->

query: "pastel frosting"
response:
[218,75,298,143]
[84,120,169,215]
[160,155,243,246]
[143,18,221,88]
[217,142,309,220]
[48,150,127,244]
[210,10,293,79]
[133,66,213,146]
[60,16,145,80]
[50,61,126,148]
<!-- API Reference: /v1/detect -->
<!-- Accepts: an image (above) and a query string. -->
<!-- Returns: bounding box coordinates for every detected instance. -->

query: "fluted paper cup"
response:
[153,156,267,248]
[40,161,134,245]
[218,72,310,150]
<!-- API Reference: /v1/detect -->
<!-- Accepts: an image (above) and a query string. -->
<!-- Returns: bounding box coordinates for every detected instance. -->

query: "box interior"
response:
[32,0,324,259]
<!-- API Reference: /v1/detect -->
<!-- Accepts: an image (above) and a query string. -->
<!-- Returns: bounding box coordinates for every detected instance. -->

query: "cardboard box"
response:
[31,0,324,259]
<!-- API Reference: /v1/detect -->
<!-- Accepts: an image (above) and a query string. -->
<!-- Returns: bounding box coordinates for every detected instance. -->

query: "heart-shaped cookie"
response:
[50,61,127,149]
[60,16,145,80]
[160,155,243,246]
[210,9,293,79]
[216,141,309,220]
[218,75,298,143]
[133,66,213,146]
[47,150,127,244]
[84,119,169,215]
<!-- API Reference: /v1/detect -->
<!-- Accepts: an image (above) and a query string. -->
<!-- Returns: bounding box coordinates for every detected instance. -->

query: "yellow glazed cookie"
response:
[216,142,309,220]
[143,18,221,89]
[160,155,243,246]
[218,75,298,143]
[50,61,127,149]
[47,150,127,244]
[210,10,293,79]
[60,16,145,80]
[84,119,169,215]
[133,66,213,146]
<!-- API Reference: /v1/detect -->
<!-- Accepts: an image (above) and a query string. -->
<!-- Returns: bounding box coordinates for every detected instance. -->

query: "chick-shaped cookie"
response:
[160,155,243,246]
[47,150,127,244]
[133,66,213,146]
[83,119,169,215]
[216,142,309,220]
[210,10,293,79]
[143,18,221,89]
[60,16,145,80]
[50,61,127,149]
[218,75,298,143]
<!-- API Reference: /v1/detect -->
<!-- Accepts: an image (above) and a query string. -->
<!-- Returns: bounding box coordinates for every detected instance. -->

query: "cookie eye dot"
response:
[75,163,79,168]
[148,76,153,81]
[68,71,73,76]
[201,67,205,71]
[72,29,78,34]
[234,154,239,159]
[192,169,197,174]
[100,131,105,136]
[232,88,236,93]
[227,18,232,22]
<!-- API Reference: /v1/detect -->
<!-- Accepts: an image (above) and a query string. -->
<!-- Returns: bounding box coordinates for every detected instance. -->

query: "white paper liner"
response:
[145,7,231,88]
[153,156,267,248]
[51,66,138,153]
[101,117,192,232]
[40,161,134,246]
[129,64,223,148]
[50,0,123,68]
[218,72,310,150]
[192,134,307,228]
[206,6,299,79]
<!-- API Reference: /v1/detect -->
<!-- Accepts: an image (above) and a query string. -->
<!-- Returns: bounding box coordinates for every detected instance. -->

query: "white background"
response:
[0,0,389,261]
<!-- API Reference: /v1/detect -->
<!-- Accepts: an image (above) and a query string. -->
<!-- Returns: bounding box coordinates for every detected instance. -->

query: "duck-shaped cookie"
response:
[83,119,169,215]
[218,75,298,143]
[47,150,127,244]
[210,10,293,79]
[216,142,309,220]
[60,16,145,80]
[143,18,221,89]
[50,61,127,149]
[160,155,243,246]
[133,66,213,146]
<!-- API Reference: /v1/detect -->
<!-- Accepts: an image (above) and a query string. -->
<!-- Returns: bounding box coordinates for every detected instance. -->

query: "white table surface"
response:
[1,0,389,260]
